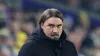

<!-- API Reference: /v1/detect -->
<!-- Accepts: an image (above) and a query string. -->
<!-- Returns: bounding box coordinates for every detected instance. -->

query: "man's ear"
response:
[40,23,44,28]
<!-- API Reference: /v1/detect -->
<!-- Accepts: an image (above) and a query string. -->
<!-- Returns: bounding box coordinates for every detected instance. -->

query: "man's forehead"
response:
[45,17,62,21]
[45,21,63,26]
[45,17,62,23]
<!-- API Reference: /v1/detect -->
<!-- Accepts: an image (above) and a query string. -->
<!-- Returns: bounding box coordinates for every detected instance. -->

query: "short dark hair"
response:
[39,8,63,25]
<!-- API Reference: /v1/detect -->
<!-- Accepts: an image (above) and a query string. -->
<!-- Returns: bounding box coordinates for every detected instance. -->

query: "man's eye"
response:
[57,25,62,28]
[49,25,54,28]
[48,24,54,28]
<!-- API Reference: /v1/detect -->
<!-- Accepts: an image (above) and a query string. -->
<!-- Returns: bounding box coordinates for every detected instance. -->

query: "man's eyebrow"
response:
[57,24,62,26]
[48,24,55,26]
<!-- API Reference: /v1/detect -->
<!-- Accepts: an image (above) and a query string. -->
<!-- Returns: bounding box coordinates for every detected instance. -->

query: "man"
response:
[18,8,78,56]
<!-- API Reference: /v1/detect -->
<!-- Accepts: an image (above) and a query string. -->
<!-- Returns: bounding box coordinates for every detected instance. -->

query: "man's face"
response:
[41,17,63,40]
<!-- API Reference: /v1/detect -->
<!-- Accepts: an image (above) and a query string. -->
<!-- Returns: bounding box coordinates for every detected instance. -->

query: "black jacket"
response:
[18,27,78,56]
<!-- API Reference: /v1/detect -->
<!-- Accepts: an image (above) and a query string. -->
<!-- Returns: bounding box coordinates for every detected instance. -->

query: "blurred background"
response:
[0,0,100,56]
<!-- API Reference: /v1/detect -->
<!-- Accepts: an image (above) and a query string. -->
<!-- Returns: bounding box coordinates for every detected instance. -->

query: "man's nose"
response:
[52,28,58,33]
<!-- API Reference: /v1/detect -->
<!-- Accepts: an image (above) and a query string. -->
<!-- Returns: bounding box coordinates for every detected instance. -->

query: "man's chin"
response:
[51,36,59,40]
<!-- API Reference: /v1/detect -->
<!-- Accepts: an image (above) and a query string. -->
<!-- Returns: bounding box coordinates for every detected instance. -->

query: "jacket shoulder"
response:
[64,40,75,46]
[64,40,76,49]
[18,40,37,56]
[63,40,78,56]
